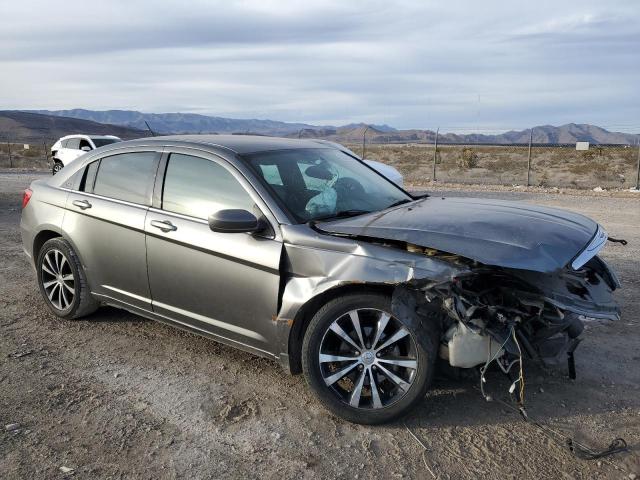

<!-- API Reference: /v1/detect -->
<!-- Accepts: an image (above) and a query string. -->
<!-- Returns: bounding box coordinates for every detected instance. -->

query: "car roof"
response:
[115,134,338,155]
[59,134,121,140]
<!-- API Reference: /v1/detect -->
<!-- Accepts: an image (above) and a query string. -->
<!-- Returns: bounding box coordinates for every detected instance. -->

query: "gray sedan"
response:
[20,135,620,424]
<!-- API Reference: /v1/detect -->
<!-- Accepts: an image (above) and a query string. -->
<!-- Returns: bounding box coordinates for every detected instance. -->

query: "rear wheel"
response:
[36,238,98,319]
[302,293,438,424]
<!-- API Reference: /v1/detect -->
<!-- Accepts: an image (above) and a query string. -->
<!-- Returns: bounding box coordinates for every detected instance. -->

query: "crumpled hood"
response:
[317,196,599,273]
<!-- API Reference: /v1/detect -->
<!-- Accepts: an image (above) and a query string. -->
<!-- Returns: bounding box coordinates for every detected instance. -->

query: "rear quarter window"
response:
[80,160,100,192]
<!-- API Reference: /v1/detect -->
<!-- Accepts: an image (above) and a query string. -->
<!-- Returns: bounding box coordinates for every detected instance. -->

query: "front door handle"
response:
[150,219,177,232]
[72,199,92,210]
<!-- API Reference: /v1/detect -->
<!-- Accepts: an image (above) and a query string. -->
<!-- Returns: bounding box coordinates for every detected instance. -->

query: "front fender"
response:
[274,225,467,365]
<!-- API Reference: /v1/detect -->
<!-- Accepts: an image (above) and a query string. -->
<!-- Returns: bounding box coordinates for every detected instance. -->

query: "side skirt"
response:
[92,292,279,363]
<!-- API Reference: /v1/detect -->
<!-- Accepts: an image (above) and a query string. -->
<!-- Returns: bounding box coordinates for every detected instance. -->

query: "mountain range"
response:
[0,111,147,142]
[3,109,638,145]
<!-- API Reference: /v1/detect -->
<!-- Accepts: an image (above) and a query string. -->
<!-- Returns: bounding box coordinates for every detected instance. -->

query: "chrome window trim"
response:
[61,187,150,211]
[571,225,607,270]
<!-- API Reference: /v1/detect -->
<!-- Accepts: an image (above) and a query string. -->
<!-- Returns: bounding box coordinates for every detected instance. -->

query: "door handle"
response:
[72,199,92,210]
[150,219,177,232]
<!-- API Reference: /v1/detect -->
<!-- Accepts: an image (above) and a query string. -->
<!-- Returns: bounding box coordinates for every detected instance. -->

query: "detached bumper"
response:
[511,256,620,321]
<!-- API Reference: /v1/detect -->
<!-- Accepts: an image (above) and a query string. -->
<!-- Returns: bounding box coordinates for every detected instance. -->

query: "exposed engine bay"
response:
[390,243,620,381]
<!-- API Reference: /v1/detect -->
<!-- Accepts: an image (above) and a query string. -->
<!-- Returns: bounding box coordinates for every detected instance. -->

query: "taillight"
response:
[22,188,32,209]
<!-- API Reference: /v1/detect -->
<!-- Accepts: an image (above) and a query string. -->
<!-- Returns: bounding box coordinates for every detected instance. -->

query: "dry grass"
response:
[349,143,638,189]
[0,143,51,169]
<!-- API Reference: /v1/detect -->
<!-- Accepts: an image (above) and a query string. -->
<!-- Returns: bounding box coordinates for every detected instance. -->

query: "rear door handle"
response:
[150,219,177,232]
[72,199,92,210]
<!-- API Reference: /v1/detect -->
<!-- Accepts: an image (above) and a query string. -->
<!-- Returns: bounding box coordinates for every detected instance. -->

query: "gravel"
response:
[1,172,639,478]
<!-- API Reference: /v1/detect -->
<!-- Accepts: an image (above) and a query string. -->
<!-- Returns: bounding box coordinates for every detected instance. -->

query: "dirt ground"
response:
[1,172,639,479]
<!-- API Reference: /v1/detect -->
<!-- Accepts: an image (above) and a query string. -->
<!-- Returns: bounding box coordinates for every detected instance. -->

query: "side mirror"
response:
[208,209,262,233]
[81,146,91,152]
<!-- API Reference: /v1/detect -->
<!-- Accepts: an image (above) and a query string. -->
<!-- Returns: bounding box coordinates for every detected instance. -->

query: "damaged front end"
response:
[392,250,620,376]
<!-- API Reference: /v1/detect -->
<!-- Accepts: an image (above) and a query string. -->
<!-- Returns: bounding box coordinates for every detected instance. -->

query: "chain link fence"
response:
[1,133,639,190]
[0,138,54,170]
[347,142,640,190]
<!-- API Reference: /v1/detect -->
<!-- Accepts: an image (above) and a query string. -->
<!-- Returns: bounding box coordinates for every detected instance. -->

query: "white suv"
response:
[51,134,122,174]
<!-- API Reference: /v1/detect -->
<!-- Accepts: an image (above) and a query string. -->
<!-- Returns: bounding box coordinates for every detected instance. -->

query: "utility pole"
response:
[362,125,371,159]
[432,127,439,182]
[526,128,533,186]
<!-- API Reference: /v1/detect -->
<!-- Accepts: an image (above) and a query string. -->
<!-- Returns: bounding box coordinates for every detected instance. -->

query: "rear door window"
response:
[162,153,254,219]
[93,152,158,205]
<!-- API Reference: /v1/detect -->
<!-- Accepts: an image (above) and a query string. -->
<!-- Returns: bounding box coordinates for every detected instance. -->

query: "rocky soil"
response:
[1,172,638,479]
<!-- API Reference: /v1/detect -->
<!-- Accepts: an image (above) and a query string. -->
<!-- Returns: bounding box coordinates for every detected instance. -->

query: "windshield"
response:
[91,138,120,147]
[244,148,412,223]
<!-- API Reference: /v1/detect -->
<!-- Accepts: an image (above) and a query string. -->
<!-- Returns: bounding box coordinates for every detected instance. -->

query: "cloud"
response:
[0,0,638,130]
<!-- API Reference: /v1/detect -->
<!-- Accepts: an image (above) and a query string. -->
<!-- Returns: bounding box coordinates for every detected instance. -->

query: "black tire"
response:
[52,161,63,175]
[36,237,98,319]
[302,293,438,424]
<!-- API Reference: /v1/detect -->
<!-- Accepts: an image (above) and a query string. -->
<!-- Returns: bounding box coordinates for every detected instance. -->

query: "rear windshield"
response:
[91,138,120,147]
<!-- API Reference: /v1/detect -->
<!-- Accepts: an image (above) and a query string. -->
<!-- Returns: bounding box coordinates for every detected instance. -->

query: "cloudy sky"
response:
[1,0,638,132]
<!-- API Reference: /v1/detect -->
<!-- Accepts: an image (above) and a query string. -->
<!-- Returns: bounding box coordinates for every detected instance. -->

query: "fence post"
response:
[362,125,370,159]
[7,141,12,168]
[43,140,49,166]
[432,127,439,182]
[526,128,533,186]
[635,138,640,190]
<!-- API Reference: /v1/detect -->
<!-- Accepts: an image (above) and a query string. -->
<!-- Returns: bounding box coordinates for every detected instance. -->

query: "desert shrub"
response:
[459,148,478,168]
[581,150,596,161]
[22,148,41,158]
[487,157,516,172]
[567,160,616,181]
[538,172,549,187]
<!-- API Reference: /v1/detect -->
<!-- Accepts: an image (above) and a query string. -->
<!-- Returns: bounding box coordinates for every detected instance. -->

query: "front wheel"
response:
[302,293,438,424]
[52,160,63,175]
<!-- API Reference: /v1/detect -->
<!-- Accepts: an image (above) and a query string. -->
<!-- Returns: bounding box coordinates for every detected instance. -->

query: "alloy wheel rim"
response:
[41,249,75,310]
[319,308,418,409]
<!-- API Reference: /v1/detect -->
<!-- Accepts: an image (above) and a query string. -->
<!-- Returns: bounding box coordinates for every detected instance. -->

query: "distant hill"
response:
[11,109,639,145]
[0,111,148,142]
[29,109,400,137]
[28,109,326,136]
[299,123,638,145]
[496,124,638,145]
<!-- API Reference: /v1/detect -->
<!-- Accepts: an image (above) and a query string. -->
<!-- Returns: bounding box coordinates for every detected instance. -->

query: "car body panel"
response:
[20,181,68,261]
[62,191,152,309]
[145,207,283,352]
[276,223,466,318]
[317,196,598,273]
